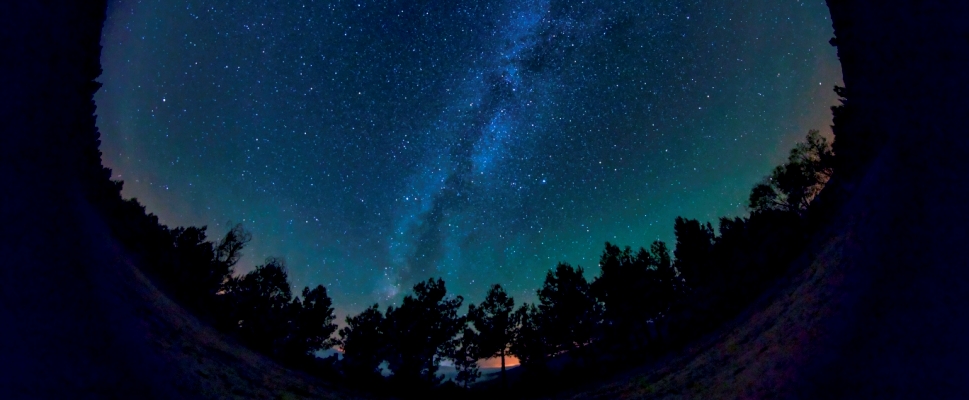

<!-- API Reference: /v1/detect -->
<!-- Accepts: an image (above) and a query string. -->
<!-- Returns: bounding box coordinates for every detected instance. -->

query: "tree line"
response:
[96,130,833,393]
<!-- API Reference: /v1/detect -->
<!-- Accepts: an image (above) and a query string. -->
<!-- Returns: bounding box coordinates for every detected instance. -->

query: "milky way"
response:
[96,0,841,318]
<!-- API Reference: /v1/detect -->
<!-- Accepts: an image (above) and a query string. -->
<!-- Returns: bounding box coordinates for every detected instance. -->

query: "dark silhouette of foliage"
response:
[468,283,515,385]
[826,84,875,185]
[714,212,803,306]
[509,303,548,368]
[338,304,387,379]
[283,285,338,363]
[222,258,294,356]
[673,218,715,290]
[168,226,217,310]
[214,223,252,275]
[383,278,464,387]
[592,240,681,355]
[646,240,681,317]
[592,243,644,352]
[749,130,834,215]
[451,327,481,388]
[536,263,599,360]
[672,216,726,334]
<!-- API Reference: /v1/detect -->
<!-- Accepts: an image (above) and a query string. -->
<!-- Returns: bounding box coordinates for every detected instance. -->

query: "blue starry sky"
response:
[96,0,841,319]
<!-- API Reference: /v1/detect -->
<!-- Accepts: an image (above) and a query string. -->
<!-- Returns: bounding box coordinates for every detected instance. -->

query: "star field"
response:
[96,0,841,319]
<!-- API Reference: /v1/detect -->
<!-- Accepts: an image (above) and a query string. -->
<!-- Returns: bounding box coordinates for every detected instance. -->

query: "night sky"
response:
[96,0,841,319]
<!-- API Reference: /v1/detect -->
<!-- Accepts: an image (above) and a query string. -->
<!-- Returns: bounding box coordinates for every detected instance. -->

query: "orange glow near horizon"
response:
[478,355,520,369]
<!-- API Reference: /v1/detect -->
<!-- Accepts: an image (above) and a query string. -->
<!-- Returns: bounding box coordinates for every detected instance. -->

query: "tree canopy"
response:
[339,304,386,378]
[536,263,599,356]
[749,130,834,215]
[383,278,464,386]
[468,284,515,383]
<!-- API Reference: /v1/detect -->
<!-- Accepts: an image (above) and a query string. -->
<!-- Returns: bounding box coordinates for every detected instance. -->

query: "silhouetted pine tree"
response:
[168,226,217,310]
[646,240,680,320]
[213,223,251,278]
[672,217,716,332]
[383,278,464,387]
[591,243,643,354]
[673,218,716,290]
[592,241,680,356]
[468,283,515,386]
[338,304,387,380]
[536,263,599,361]
[222,258,294,356]
[451,327,481,388]
[509,303,548,368]
[283,285,338,364]
[645,240,682,347]
[749,130,834,216]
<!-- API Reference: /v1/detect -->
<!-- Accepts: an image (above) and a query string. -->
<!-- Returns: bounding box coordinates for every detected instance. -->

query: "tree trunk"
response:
[500,348,506,389]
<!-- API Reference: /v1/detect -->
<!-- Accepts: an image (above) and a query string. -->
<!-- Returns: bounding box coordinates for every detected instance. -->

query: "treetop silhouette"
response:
[468,283,515,384]
[750,130,834,215]
[383,278,464,386]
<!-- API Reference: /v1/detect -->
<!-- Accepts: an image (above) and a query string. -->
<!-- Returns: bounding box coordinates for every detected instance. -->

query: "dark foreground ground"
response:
[2,1,969,398]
